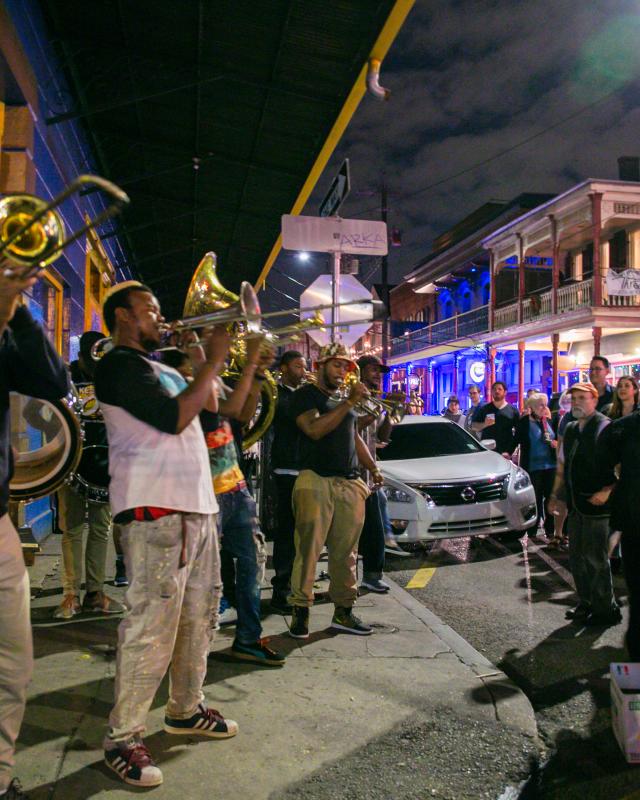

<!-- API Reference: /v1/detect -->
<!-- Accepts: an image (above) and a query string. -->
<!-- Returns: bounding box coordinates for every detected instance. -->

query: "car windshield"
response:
[377,422,484,461]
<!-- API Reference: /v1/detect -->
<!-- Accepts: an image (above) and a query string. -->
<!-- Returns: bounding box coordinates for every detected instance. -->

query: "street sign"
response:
[319,158,350,217]
[300,274,372,347]
[281,214,388,256]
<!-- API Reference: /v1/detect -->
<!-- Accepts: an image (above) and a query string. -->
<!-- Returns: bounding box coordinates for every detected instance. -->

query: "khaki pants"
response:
[289,470,368,608]
[57,484,111,595]
[0,514,33,792]
[107,513,221,742]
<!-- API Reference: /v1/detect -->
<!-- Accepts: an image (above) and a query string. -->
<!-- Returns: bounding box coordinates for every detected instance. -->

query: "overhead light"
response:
[297,252,310,262]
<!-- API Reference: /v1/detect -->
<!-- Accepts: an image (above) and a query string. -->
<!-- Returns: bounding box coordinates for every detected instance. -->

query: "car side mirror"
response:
[483,438,496,450]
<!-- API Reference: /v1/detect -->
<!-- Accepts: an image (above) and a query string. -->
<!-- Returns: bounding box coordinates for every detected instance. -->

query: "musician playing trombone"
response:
[95,282,238,788]
[287,342,383,639]
[0,265,69,800]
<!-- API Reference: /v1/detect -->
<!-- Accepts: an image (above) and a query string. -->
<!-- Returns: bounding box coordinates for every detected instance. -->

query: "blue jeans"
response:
[217,488,266,645]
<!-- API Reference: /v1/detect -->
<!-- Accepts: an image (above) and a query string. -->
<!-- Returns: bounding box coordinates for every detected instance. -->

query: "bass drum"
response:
[67,386,110,503]
[9,392,82,502]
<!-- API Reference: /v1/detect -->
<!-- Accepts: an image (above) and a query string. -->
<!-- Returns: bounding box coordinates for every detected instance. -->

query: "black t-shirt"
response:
[474,401,518,453]
[271,384,303,471]
[289,383,359,478]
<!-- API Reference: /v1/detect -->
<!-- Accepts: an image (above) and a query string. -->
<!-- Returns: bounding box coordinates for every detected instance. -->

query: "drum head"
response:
[70,442,110,502]
[10,393,82,501]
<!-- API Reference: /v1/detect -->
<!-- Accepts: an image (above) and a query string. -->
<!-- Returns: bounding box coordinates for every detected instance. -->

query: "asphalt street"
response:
[385,533,640,800]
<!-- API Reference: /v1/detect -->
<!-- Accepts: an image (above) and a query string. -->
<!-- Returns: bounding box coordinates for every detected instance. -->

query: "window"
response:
[24,269,63,353]
[377,422,482,461]
[84,223,115,331]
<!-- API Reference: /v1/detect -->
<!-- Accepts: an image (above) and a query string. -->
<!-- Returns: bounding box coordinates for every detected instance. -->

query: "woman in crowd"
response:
[604,375,639,569]
[605,374,639,420]
[513,392,559,543]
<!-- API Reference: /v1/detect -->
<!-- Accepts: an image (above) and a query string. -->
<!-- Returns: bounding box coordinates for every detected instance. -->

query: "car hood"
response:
[380,450,511,484]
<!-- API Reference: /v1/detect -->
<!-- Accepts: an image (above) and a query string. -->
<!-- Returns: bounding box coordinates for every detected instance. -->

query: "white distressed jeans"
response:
[107,513,221,742]
[0,514,32,792]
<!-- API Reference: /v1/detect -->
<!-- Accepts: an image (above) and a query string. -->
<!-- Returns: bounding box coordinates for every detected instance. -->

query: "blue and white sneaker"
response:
[104,737,163,787]
[164,703,239,739]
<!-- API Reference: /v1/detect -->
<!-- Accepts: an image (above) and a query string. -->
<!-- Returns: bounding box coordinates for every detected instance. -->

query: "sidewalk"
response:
[20,536,544,800]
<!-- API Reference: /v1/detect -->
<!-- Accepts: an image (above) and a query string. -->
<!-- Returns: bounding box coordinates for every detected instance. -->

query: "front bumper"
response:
[385,481,537,542]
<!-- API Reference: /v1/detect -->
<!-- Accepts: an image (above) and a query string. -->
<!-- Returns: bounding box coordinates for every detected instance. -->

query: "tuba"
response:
[183,252,277,450]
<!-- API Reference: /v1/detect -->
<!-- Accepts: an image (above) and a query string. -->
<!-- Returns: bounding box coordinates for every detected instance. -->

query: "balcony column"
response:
[489,249,496,330]
[518,341,526,411]
[593,325,602,357]
[517,233,525,324]
[485,345,495,399]
[425,362,431,415]
[552,333,559,394]
[590,192,603,306]
[550,214,559,315]
[453,354,459,395]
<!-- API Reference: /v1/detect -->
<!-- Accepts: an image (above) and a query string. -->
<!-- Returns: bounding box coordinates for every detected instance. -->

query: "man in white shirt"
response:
[95,282,238,788]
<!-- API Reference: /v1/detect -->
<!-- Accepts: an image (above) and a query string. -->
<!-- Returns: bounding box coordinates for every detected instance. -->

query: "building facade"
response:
[1,0,131,538]
[389,176,640,414]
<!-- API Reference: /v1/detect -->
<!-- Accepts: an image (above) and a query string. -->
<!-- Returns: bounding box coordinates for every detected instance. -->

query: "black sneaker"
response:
[114,557,128,587]
[270,594,292,614]
[4,778,27,799]
[360,577,390,594]
[289,606,309,639]
[584,608,623,627]
[164,703,238,738]
[565,604,591,620]
[231,638,286,666]
[331,606,373,635]
[104,737,163,787]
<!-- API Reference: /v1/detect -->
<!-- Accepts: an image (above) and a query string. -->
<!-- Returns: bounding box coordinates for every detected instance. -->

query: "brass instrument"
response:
[183,252,277,450]
[304,370,405,424]
[0,175,129,276]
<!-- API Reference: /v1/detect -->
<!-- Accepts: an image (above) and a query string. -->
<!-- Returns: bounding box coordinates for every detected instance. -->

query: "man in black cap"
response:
[356,355,395,592]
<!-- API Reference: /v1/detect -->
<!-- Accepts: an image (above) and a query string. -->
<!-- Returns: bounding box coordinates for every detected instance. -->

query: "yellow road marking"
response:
[405,566,436,589]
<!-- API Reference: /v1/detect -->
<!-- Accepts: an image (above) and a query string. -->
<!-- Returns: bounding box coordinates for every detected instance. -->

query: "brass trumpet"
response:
[303,371,405,424]
[0,175,129,277]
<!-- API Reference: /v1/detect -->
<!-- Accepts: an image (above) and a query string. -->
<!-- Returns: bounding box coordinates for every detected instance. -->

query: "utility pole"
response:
[381,181,389,367]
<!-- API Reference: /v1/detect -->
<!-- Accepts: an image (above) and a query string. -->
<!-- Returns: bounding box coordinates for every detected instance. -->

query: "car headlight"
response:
[384,486,413,503]
[512,467,532,491]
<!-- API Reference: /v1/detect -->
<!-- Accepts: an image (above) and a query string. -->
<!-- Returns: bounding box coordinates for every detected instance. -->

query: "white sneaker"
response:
[218,606,238,625]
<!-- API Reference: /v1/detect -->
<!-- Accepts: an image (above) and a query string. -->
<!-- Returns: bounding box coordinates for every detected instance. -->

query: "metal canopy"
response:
[39,0,402,317]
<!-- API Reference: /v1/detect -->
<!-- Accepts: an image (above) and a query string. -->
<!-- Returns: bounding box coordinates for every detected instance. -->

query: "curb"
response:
[385,574,541,740]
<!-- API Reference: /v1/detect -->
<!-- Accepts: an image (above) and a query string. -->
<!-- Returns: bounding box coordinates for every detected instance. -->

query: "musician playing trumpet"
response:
[287,342,383,639]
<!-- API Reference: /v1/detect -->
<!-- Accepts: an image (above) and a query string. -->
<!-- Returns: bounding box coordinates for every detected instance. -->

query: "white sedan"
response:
[378,416,537,543]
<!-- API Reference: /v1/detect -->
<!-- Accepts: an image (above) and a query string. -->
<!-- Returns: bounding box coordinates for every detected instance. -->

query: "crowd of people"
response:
[437,356,638,642]
[0,279,406,796]
[1,272,639,797]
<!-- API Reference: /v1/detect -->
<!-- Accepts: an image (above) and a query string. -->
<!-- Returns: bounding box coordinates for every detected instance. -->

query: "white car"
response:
[378,416,537,543]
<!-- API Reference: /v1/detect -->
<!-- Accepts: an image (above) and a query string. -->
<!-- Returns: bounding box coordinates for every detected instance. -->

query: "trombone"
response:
[0,175,129,278]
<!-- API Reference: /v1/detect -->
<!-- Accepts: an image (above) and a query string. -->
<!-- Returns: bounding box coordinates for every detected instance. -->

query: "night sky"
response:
[261,0,640,315]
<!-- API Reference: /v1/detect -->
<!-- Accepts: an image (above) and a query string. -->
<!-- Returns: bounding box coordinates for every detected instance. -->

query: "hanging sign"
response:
[606,269,640,296]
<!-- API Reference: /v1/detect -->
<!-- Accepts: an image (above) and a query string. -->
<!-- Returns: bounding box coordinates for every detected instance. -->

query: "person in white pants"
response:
[0,266,69,800]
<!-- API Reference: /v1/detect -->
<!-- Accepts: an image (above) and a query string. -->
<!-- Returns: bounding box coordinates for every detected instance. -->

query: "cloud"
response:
[264,0,640,301]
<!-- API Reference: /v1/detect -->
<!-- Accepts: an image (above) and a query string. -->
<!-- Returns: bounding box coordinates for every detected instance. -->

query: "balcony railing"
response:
[391,275,640,358]
[390,305,489,356]
[494,278,594,330]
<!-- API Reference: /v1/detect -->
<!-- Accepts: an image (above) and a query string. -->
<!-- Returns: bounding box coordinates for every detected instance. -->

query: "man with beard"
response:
[548,383,620,627]
[95,282,238,788]
[269,350,306,612]
[472,380,518,456]
[287,343,382,639]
